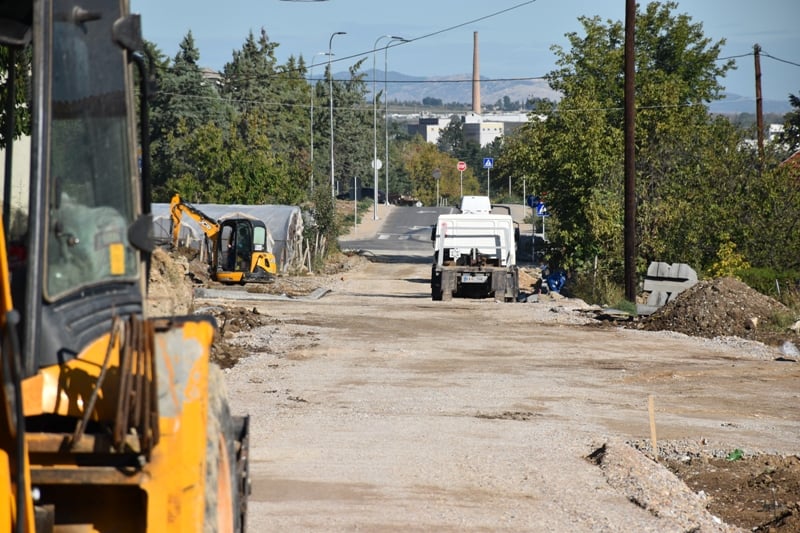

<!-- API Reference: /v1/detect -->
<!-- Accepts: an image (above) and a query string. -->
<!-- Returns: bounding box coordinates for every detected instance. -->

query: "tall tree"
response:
[148,34,231,200]
[500,2,748,279]
[326,59,373,194]
[221,29,278,115]
[221,31,313,197]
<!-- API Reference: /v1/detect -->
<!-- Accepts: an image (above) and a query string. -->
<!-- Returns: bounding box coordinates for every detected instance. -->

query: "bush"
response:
[739,267,800,310]
[568,268,626,308]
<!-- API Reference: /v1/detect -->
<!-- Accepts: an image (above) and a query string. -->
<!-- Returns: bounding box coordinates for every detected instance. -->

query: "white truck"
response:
[430,208,519,302]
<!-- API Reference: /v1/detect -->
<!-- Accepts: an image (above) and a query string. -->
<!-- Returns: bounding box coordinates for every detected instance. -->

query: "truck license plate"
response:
[461,273,488,283]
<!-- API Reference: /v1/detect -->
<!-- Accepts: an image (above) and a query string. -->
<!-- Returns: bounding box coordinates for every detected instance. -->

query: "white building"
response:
[407,112,532,148]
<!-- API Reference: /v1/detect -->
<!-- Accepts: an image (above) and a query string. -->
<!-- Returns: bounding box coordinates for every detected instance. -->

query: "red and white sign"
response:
[457,161,467,172]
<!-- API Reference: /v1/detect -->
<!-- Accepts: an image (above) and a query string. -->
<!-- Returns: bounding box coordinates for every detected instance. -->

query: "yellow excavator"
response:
[170,194,277,284]
[0,1,249,531]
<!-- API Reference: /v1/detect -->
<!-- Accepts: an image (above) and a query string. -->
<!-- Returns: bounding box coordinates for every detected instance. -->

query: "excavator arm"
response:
[170,194,221,247]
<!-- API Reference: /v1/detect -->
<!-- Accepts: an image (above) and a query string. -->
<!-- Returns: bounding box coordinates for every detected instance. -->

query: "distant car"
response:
[390,193,421,206]
[336,188,386,203]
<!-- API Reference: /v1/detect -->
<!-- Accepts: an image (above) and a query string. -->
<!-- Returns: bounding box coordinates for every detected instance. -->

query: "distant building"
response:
[768,123,784,143]
[407,116,451,145]
[407,112,532,148]
[463,112,504,147]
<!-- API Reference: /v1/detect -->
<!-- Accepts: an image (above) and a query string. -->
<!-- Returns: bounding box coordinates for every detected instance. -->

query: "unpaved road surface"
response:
[202,254,800,532]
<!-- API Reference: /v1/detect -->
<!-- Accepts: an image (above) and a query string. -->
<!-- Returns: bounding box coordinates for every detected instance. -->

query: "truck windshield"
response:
[45,0,138,299]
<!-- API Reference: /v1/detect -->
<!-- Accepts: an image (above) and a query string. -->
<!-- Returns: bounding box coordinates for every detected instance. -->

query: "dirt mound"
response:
[638,277,794,345]
[147,248,194,316]
[665,453,800,531]
[193,305,273,369]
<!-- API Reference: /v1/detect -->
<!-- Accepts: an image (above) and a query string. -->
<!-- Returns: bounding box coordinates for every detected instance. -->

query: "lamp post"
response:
[328,31,346,198]
[309,51,328,194]
[372,35,401,219]
[384,37,408,205]
[433,169,441,207]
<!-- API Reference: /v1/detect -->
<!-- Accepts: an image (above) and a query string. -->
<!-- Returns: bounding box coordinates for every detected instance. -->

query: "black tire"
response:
[440,271,454,301]
[205,364,242,533]
[431,266,443,301]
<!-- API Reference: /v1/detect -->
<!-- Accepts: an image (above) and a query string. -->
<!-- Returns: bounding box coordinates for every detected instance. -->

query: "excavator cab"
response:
[0,1,249,531]
[216,218,275,284]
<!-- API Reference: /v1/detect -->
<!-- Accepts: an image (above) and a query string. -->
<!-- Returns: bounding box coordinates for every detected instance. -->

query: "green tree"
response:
[163,112,303,206]
[148,34,231,200]
[778,91,800,155]
[400,137,480,205]
[325,59,373,194]
[0,46,31,147]
[221,29,278,115]
[437,116,482,185]
[222,31,310,165]
[500,2,742,279]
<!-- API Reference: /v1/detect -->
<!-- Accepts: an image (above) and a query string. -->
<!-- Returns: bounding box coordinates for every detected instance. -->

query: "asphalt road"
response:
[339,202,537,261]
[339,204,452,261]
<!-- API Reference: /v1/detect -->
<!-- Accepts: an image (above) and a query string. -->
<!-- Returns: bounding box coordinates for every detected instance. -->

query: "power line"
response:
[155,1,541,81]
[322,0,540,68]
[762,52,800,69]
[306,75,549,84]
[718,50,800,69]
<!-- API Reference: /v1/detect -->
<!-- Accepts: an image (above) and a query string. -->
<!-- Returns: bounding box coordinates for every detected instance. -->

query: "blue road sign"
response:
[482,157,494,169]
[536,201,549,217]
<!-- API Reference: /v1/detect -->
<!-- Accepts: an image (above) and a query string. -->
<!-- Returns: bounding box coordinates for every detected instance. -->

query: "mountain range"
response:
[358,70,792,115]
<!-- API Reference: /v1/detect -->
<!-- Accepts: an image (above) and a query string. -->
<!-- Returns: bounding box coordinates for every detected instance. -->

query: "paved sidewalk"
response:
[338,202,395,242]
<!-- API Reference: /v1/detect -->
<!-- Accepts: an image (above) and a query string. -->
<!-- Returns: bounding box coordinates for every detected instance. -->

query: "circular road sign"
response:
[457,161,467,172]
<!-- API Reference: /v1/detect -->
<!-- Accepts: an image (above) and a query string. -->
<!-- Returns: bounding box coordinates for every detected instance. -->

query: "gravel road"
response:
[207,252,798,532]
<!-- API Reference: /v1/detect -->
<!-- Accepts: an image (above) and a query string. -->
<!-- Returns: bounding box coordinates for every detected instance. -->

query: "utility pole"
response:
[623,0,637,303]
[754,44,765,161]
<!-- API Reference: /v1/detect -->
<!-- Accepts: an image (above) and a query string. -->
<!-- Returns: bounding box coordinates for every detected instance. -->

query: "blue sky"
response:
[132,0,799,103]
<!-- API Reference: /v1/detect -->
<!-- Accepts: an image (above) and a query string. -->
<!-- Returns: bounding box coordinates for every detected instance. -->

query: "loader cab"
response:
[1,0,152,375]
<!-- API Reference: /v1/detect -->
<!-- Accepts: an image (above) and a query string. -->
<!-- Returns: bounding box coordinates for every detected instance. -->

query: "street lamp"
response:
[328,31,346,198]
[309,51,329,194]
[373,35,402,219]
[384,37,408,205]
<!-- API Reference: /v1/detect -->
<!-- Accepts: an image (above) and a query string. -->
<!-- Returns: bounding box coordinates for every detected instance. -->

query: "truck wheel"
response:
[205,364,242,533]
[440,272,453,301]
[431,266,443,300]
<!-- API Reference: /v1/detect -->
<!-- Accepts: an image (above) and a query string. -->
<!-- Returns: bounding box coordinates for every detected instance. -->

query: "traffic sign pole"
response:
[456,161,467,198]
[482,158,494,199]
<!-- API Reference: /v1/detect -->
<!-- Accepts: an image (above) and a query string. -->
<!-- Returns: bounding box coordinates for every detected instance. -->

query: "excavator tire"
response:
[204,364,243,533]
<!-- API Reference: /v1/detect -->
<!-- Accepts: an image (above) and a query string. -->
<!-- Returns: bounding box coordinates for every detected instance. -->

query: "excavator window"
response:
[253,226,267,252]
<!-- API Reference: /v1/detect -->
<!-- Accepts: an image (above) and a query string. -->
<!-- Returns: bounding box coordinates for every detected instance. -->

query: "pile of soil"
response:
[638,277,796,347]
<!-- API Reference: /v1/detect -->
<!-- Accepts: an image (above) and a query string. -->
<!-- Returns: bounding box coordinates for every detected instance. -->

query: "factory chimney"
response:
[472,31,481,114]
